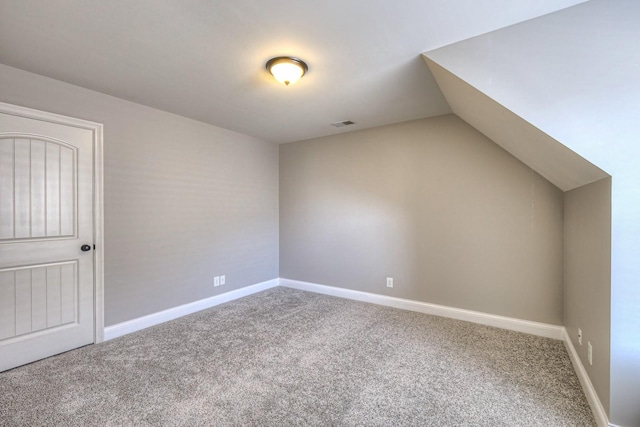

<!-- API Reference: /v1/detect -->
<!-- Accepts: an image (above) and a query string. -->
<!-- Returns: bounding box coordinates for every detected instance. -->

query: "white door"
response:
[0,108,96,371]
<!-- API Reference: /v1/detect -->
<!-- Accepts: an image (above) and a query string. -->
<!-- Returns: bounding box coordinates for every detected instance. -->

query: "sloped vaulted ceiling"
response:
[422,1,640,425]
[0,0,586,143]
[422,57,608,191]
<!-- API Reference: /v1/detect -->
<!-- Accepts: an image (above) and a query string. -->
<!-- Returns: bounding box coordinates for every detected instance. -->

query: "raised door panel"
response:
[0,262,78,341]
[0,137,76,242]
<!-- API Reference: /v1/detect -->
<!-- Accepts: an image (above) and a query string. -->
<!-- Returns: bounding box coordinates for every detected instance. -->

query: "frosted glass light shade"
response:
[266,57,308,86]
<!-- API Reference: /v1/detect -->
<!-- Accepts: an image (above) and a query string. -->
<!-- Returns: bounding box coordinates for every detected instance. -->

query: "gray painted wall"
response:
[422,2,639,423]
[564,177,611,415]
[280,116,564,325]
[0,64,279,326]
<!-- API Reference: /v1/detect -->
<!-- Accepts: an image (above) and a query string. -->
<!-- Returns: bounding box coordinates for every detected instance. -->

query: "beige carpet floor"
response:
[0,287,595,426]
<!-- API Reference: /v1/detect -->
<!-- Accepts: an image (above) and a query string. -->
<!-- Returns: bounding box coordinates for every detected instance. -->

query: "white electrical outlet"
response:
[214,276,220,287]
[386,277,393,288]
[588,342,593,365]
[578,328,582,345]
[220,275,226,285]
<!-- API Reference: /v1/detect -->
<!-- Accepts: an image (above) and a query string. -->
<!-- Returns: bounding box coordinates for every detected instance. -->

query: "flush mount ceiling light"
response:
[266,56,308,86]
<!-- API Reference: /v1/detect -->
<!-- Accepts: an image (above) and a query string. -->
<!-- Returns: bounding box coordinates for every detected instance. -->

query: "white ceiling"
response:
[424,57,607,191]
[0,0,585,143]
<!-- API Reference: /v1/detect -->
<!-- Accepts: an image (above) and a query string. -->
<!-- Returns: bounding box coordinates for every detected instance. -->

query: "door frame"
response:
[0,101,105,343]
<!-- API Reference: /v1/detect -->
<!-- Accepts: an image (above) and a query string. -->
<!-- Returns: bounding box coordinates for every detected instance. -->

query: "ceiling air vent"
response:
[331,120,355,128]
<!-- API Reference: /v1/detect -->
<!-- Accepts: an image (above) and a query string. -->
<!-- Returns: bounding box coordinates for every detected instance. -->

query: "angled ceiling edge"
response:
[421,54,608,192]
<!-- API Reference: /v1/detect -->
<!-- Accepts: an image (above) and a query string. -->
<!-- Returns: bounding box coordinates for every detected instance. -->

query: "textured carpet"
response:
[1,287,595,426]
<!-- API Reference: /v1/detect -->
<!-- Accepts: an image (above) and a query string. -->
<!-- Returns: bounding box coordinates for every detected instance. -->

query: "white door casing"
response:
[0,102,103,371]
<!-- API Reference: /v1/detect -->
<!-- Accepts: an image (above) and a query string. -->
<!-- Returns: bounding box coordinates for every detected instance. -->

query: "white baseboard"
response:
[102,276,612,426]
[280,278,614,425]
[562,329,611,427]
[279,278,564,340]
[103,278,279,341]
